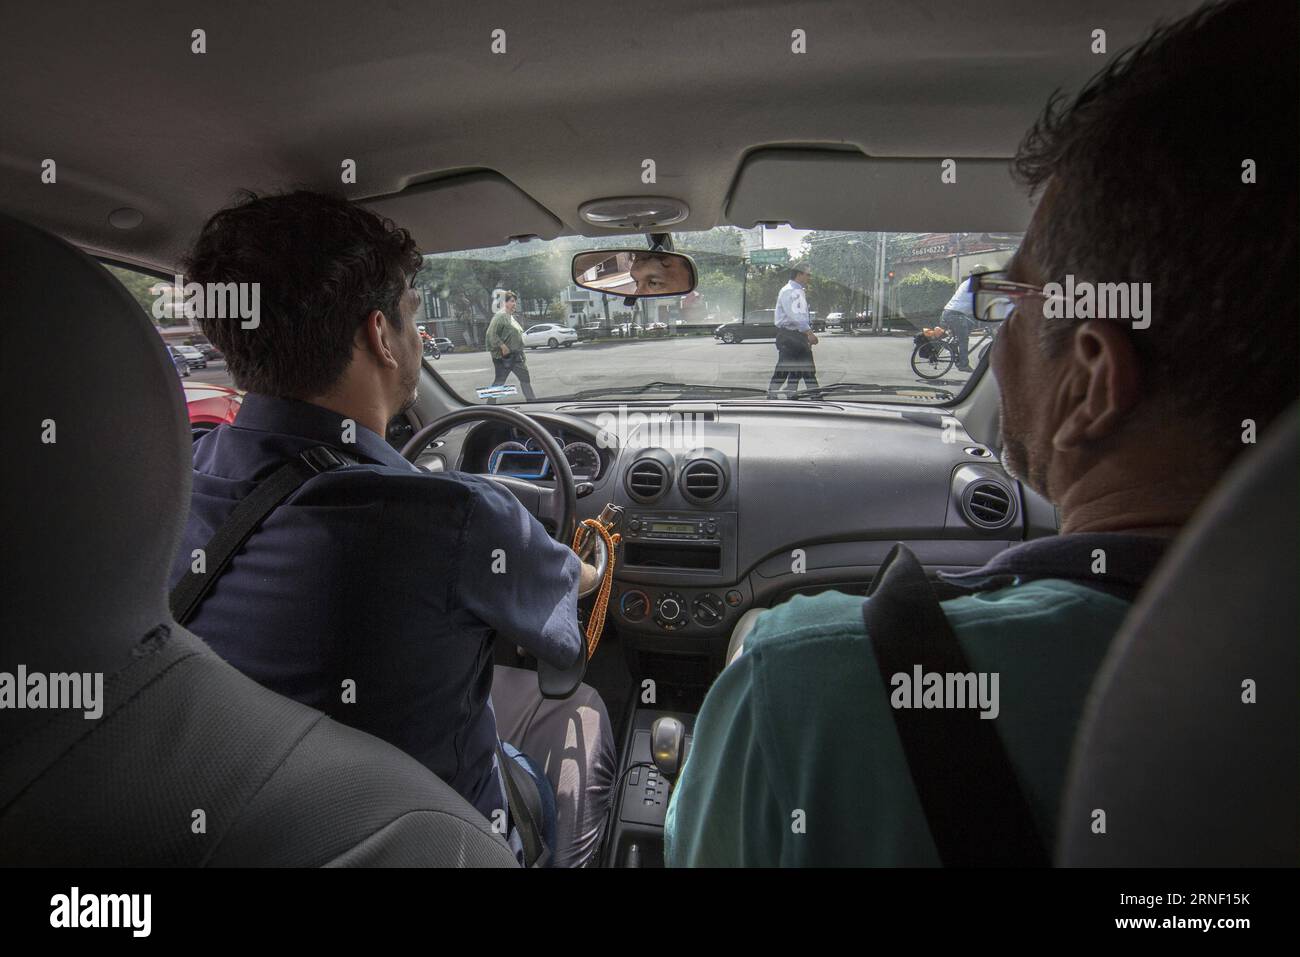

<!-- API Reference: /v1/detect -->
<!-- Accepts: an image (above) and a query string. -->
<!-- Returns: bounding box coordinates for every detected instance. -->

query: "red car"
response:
[184,382,243,436]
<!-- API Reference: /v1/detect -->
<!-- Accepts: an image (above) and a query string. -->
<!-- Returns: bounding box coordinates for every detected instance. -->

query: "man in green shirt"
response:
[485,291,537,401]
[665,0,1298,867]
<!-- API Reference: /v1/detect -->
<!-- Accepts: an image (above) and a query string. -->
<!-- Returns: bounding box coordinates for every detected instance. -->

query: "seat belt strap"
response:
[169,446,350,626]
[863,543,1050,866]
[496,744,550,868]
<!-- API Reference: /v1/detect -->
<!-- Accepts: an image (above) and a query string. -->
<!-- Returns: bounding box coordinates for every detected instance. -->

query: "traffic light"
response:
[885,271,895,283]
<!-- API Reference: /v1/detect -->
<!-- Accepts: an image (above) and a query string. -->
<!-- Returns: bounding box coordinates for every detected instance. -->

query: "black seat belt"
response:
[496,744,551,868]
[863,543,1050,866]
[169,446,351,626]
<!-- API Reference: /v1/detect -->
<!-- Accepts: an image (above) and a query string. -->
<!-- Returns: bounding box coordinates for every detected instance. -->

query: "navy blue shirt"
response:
[168,395,584,820]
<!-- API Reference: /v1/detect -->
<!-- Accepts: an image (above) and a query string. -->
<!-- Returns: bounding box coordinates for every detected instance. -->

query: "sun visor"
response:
[725,149,1033,233]
[362,171,564,254]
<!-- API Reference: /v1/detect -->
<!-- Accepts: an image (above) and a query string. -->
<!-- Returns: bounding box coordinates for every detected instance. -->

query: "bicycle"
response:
[909,324,995,379]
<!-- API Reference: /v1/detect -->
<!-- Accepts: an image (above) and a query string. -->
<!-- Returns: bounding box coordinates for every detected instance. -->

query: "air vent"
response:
[626,458,670,502]
[962,480,1015,529]
[680,459,726,504]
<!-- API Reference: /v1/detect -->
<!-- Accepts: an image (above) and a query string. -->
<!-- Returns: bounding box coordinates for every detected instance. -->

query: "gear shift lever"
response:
[649,716,689,780]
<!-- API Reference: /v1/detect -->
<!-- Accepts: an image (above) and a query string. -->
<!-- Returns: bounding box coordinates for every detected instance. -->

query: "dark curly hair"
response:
[182,190,422,398]
[1011,0,1298,454]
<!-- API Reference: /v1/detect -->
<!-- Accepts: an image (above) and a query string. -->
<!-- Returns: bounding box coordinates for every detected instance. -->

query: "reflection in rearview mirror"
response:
[571,249,697,299]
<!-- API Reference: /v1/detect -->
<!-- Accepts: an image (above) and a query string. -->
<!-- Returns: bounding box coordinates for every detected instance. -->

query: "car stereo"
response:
[623,511,722,543]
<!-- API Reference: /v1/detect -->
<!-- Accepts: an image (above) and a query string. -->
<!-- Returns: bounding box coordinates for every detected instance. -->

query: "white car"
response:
[173,344,206,369]
[523,323,578,349]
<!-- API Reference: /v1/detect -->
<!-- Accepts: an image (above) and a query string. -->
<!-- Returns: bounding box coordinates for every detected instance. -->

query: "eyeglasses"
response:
[969,270,1048,322]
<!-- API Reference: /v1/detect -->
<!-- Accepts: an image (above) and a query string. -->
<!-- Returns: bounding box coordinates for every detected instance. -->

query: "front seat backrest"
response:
[1057,401,1300,866]
[0,212,516,867]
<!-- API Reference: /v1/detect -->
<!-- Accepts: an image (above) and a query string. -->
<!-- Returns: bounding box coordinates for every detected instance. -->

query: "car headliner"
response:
[0,0,1199,271]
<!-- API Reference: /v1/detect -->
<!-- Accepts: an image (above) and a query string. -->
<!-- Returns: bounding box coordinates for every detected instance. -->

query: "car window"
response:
[103,228,1022,410]
[417,227,1021,405]
[103,262,243,428]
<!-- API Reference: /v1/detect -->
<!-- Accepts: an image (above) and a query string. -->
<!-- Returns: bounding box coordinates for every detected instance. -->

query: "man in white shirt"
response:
[767,264,820,396]
[940,264,989,372]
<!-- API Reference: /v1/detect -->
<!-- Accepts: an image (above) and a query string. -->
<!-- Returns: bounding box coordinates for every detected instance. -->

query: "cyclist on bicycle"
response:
[939,263,989,372]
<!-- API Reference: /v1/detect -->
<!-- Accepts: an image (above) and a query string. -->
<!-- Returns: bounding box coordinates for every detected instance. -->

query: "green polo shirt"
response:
[664,581,1134,866]
[486,311,525,357]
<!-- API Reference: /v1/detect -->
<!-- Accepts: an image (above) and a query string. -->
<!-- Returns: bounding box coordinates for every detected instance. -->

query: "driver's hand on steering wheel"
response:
[578,561,600,595]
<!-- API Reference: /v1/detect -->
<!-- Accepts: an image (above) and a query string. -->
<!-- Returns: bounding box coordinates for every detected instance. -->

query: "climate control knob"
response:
[620,590,650,622]
[692,593,725,627]
[654,592,688,630]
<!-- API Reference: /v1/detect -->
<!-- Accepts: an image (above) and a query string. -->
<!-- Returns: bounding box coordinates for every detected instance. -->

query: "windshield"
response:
[418,226,1021,405]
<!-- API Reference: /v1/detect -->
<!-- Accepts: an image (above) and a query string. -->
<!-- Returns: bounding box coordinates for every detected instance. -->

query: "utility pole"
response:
[873,232,887,334]
[741,259,747,323]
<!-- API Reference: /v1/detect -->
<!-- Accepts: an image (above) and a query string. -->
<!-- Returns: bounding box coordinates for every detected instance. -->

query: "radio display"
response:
[649,522,697,534]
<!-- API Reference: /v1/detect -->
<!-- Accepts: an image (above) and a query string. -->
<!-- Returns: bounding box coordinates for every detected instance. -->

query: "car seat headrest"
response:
[2,212,190,676]
[1058,399,1300,865]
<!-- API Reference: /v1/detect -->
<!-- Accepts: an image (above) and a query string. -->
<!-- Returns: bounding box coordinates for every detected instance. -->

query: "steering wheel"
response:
[401,406,577,545]
[400,406,589,698]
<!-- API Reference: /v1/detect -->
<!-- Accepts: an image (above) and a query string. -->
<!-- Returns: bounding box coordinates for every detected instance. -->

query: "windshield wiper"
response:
[558,381,770,401]
[785,382,956,402]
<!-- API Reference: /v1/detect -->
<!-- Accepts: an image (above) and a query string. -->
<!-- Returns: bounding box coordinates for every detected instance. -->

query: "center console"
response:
[608,421,746,642]
[603,708,696,868]
[613,508,748,636]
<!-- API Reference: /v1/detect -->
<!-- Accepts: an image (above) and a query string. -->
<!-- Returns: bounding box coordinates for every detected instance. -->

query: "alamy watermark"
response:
[890,665,1000,719]
[593,407,708,450]
[0,666,103,719]
[1042,275,1151,330]
[50,887,150,937]
[152,273,260,329]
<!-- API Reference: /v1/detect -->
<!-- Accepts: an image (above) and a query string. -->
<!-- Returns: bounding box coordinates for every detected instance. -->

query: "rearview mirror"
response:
[571,249,697,298]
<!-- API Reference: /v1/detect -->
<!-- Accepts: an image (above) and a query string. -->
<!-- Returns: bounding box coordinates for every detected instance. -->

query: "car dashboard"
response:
[440,400,1056,653]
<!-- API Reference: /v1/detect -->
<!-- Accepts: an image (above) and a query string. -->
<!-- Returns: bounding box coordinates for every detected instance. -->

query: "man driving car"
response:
[666,0,1297,866]
[168,190,615,867]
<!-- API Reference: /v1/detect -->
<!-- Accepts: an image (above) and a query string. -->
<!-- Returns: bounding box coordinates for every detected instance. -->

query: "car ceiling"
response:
[0,0,1200,271]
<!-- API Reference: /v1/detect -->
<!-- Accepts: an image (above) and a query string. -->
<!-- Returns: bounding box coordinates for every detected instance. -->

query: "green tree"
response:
[102,264,180,326]
[744,263,789,317]
[695,266,743,319]
[895,267,957,325]
[673,227,746,258]
[803,231,920,319]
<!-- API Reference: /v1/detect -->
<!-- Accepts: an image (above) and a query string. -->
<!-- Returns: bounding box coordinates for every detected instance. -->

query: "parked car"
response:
[523,323,578,348]
[644,321,669,337]
[432,337,454,352]
[611,322,643,338]
[196,341,223,360]
[713,310,777,342]
[167,346,190,377]
[174,344,207,369]
[183,382,243,435]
